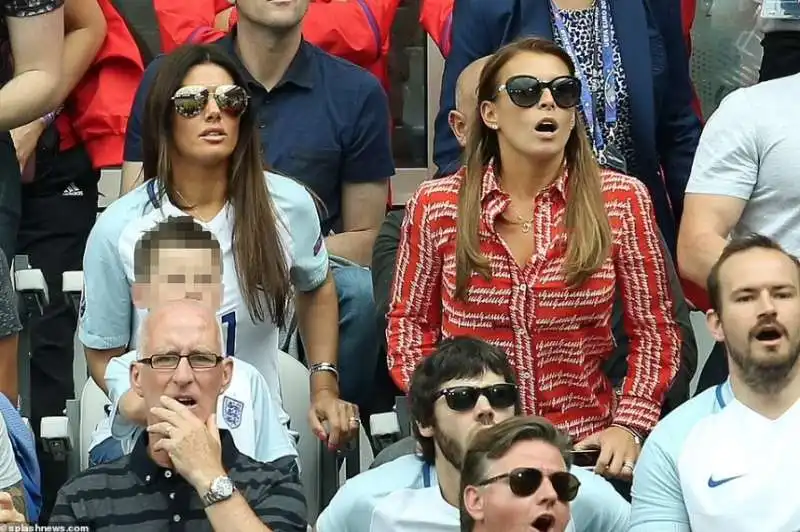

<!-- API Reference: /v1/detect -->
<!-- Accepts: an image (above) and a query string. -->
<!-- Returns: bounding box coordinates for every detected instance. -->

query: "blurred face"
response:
[170,64,245,167]
[418,372,516,469]
[464,440,573,532]
[708,247,800,393]
[236,0,309,32]
[480,51,579,161]
[134,245,222,310]
[132,305,233,424]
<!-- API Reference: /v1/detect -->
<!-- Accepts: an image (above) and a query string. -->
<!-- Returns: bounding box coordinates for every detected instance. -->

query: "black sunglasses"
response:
[138,352,224,370]
[434,383,517,412]
[171,84,249,119]
[477,467,580,502]
[496,75,581,109]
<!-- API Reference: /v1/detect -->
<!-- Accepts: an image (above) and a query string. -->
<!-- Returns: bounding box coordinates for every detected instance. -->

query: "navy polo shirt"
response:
[123,37,395,234]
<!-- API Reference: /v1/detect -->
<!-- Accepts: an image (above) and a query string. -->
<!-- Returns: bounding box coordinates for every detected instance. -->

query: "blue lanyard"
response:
[423,462,432,488]
[550,0,617,152]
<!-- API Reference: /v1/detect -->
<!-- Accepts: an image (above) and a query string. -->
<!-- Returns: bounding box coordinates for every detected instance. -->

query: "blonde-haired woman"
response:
[387,37,680,482]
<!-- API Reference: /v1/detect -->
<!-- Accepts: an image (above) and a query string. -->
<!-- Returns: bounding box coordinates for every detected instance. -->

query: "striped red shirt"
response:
[387,165,681,440]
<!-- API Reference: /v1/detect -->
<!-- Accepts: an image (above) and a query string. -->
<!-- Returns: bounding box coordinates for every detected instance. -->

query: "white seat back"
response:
[79,378,110,471]
[276,351,319,523]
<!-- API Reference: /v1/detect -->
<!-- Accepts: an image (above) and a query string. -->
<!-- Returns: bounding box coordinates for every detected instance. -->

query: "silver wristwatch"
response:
[201,475,235,507]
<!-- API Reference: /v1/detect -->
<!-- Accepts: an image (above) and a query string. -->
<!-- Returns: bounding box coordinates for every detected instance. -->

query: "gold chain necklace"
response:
[505,205,534,233]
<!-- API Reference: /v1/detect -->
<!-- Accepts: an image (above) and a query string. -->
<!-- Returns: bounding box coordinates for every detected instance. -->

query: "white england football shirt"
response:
[678,395,800,532]
[631,379,800,532]
[79,172,330,426]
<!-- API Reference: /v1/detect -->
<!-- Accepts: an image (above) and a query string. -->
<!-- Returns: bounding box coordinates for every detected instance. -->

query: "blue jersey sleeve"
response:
[630,421,692,531]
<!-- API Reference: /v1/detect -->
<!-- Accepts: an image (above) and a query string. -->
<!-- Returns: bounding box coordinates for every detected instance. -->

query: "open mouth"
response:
[175,396,197,407]
[534,119,558,133]
[754,325,783,342]
[532,514,555,531]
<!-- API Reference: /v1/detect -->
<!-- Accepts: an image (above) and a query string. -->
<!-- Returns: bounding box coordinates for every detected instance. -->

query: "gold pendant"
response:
[521,222,532,233]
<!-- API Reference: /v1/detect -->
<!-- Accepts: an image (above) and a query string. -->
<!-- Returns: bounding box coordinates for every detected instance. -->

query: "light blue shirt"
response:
[316,454,629,532]
[630,381,731,531]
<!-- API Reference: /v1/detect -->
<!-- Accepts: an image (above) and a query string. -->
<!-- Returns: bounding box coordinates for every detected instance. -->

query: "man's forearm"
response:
[324,229,378,266]
[0,70,61,131]
[48,23,106,108]
[85,347,125,395]
[678,232,729,288]
[119,390,147,426]
[295,273,339,395]
[204,492,271,532]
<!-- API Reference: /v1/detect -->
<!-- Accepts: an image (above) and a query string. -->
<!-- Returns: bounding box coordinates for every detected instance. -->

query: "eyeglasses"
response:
[496,75,581,109]
[171,84,249,119]
[434,383,517,412]
[137,352,223,370]
[477,467,580,502]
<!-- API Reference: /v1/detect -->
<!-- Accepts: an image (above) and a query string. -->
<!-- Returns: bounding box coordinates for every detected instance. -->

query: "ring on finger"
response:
[622,461,635,471]
[349,416,360,425]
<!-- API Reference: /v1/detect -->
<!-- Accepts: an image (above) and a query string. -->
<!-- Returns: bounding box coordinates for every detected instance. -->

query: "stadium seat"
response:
[276,350,320,520]
[276,350,374,523]
[12,255,49,421]
[40,376,107,477]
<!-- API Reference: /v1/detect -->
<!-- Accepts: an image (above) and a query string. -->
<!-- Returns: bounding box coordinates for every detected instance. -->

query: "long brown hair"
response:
[455,37,612,299]
[141,44,290,327]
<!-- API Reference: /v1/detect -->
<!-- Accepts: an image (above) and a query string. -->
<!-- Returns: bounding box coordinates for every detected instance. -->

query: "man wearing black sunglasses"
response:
[460,416,580,532]
[317,336,629,532]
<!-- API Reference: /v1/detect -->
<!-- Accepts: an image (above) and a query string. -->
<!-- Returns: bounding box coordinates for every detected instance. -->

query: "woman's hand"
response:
[575,425,641,480]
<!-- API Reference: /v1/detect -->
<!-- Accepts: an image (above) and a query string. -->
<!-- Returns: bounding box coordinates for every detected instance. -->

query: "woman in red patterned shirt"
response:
[387,37,681,481]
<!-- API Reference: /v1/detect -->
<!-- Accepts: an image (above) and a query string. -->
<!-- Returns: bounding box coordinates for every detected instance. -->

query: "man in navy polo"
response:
[118,0,394,417]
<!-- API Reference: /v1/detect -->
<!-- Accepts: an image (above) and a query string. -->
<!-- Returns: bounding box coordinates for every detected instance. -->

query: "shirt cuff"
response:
[613,395,662,436]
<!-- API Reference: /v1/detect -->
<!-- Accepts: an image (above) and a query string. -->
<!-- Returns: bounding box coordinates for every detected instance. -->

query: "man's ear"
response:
[706,309,726,343]
[463,485,486,523]
[130,362,145,398]
[449,110,468,148]
[220,359,233,394]
[417,419,435,438]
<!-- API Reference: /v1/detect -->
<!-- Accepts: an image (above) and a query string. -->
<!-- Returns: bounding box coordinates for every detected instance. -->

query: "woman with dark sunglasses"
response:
[433,0,700,262]
[387,37,681,483]
[80,44,361,453]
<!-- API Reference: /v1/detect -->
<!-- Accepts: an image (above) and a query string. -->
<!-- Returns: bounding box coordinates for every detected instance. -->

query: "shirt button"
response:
[145,475,151,482]
[164,470,172,478]
[169,492,175,500]
[173,515,181,522]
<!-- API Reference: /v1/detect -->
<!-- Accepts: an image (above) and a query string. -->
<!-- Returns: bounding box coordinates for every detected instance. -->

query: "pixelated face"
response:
[134,243,222,311]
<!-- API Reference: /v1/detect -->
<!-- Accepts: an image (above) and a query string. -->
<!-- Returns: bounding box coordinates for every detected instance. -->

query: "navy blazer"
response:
[432,0,701,255]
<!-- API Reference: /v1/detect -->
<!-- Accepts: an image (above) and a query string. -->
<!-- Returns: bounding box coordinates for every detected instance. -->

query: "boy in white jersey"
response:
[631,234,800,531]
[91,216,296,465]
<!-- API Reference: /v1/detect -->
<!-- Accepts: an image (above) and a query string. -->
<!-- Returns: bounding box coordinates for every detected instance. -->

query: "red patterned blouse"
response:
[386,165,681,441]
